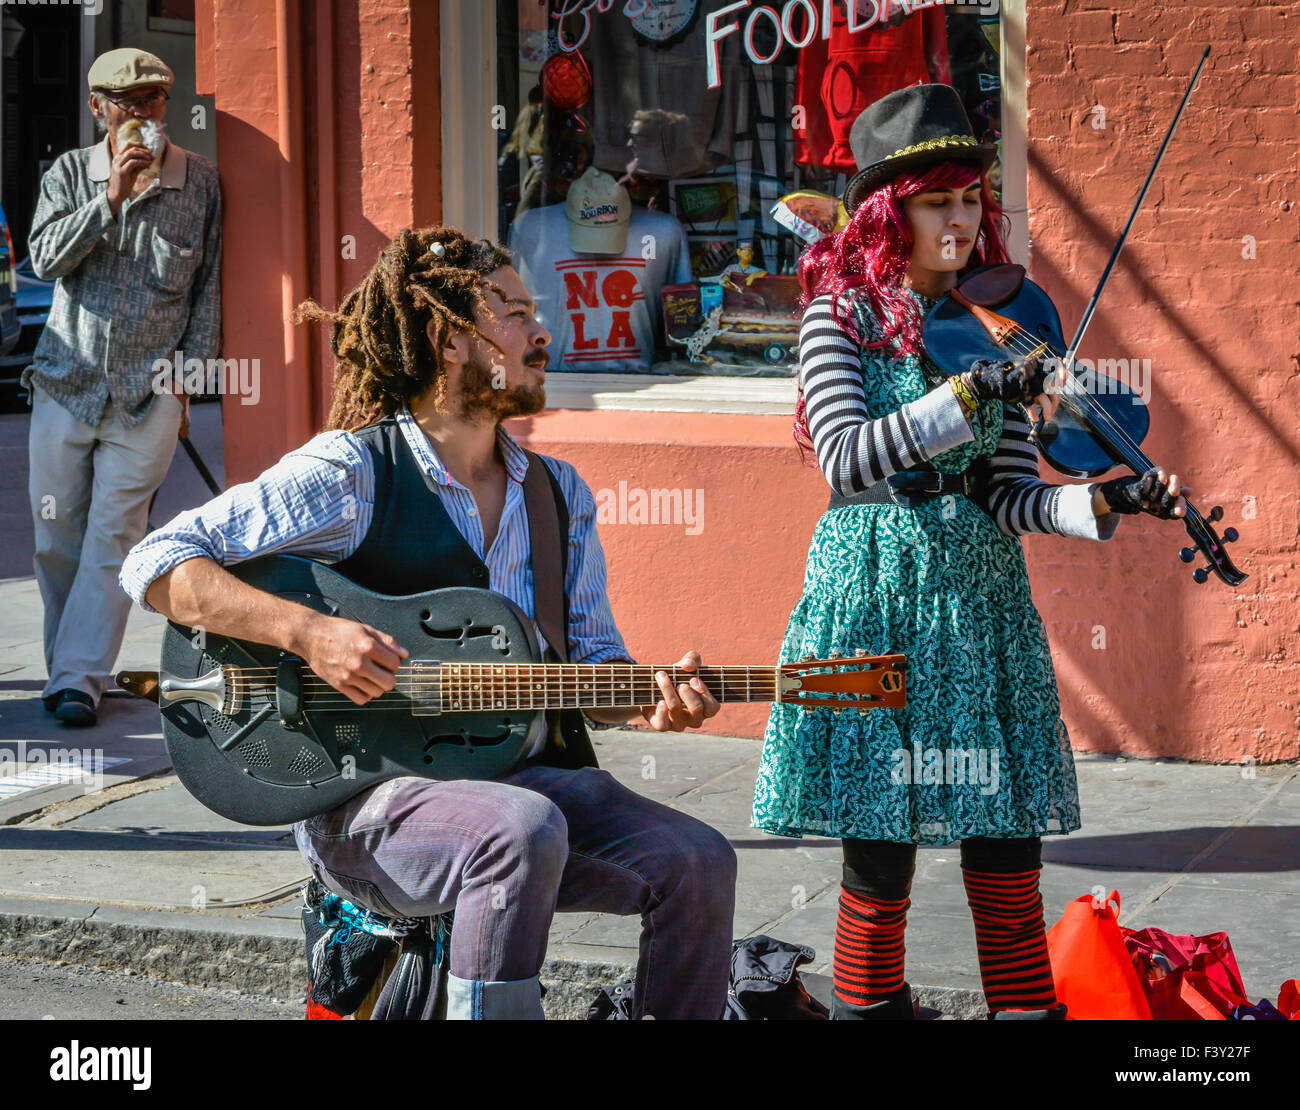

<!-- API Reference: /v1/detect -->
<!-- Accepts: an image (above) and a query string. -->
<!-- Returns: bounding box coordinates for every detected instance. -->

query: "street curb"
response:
[0,902,986,1018]
[0,902,633,1018]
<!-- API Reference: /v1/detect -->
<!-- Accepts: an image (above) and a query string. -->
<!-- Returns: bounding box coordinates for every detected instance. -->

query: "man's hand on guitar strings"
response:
[299,614,409,705]
[638,651,721,732]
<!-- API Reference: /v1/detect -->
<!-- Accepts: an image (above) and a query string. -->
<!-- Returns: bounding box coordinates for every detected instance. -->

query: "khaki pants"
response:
[29,386,181,704]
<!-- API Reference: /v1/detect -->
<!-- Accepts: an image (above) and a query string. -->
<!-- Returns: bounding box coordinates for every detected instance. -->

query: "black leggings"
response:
[842,837,1043,901]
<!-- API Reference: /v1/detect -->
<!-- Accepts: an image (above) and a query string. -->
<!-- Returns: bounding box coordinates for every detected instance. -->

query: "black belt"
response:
[827,468,979,510]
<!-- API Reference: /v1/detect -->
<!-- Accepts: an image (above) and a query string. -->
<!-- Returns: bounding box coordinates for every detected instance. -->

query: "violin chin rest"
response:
[956,263,1026,307]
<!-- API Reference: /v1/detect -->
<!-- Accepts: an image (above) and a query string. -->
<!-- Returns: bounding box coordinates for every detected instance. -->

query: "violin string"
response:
[988,324,1143,456]
[991,327,1217,538]
[991,324,1154,467]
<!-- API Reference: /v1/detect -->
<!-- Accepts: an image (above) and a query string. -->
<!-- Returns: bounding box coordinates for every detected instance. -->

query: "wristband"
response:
[949,374,979,421]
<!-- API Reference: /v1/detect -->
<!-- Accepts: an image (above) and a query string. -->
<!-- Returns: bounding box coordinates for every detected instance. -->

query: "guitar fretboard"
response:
[407,663,778,712]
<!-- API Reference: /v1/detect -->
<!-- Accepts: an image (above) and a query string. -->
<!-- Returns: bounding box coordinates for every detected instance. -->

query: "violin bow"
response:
[1040,45,1242,588]
[1060,45,1211,370]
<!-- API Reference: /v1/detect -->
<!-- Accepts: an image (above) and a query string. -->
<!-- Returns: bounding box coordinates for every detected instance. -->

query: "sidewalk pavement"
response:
[0,412,1297,1018]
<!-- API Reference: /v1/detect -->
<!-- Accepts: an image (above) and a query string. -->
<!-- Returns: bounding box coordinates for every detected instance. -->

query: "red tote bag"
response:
[1046,890,1153,1020]
[1277,979,1299,1019]
[1123,927,1249,1020]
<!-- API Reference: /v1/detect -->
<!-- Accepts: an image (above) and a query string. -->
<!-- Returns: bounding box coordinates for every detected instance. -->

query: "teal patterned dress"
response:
[752,291,1081,845]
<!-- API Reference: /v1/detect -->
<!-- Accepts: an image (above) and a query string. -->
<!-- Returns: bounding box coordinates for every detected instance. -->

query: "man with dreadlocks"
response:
[121,227,736,1020]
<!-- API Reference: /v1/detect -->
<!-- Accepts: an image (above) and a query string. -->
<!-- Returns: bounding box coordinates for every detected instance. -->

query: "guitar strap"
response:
[522,449,600,765]
[521,450,568,664]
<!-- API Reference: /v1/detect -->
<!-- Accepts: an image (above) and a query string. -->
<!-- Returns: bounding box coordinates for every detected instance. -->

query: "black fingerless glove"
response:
[964,356,1049,405]
[1098,467,1180,518]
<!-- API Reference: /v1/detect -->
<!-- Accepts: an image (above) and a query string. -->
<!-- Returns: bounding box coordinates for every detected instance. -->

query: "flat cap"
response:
[87,48,174,93]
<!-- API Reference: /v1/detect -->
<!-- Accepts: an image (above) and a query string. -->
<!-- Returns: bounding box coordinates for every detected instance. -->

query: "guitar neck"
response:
[419,663,779,712]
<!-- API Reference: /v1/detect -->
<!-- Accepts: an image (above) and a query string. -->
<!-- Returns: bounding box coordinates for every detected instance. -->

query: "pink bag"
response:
[1123,926,1248,1020]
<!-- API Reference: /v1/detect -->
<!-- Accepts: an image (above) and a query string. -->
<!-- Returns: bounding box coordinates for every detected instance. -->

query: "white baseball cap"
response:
[565,167,630,255]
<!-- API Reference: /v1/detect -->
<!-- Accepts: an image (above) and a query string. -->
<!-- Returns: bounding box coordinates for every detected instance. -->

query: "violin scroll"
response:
[1179,501,1246,587]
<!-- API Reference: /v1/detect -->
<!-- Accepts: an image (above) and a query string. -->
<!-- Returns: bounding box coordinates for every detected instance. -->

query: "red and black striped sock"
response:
[832,886,909,1005]
[962,867,1058,1012]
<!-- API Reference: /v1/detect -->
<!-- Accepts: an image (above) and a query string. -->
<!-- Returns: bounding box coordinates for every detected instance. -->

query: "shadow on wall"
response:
[1025,143,1291,763]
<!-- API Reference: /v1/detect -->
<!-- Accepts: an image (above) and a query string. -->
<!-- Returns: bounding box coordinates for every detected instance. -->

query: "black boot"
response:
[830,982,918,1020]
[989,1002,1068,1020]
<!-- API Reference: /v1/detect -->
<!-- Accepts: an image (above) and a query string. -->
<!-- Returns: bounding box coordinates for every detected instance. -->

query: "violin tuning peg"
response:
[1209,505,1224,522]
[1223,527,1239,543]
[1179,547,1197,564]
[1192,566,1209,584]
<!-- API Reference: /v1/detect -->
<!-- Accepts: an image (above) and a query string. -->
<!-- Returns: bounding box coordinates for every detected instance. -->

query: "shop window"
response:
[494,0,1007,384]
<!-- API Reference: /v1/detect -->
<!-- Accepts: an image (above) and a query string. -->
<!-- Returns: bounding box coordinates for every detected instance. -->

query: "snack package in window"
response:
[771,191,849,245]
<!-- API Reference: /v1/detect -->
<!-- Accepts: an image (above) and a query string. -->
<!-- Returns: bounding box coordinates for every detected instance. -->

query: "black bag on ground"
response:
[587,935,829,1020]
[724,935,828,1019]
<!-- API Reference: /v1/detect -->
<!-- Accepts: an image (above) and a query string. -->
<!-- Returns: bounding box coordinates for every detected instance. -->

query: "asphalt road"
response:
[0,954,301,1020]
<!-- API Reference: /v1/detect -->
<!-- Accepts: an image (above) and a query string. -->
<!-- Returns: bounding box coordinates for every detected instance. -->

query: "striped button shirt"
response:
[799,292,1121,541]
[24,137,222,429]
[120,408,634,666]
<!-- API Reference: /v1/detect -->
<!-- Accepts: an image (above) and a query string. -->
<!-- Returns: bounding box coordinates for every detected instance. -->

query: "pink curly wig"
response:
[792,159,1012,458]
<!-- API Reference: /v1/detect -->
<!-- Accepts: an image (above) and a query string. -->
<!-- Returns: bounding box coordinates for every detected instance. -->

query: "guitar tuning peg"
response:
[802,654,815,661]
[1223,527,1239,543]
[1192,566,1209,584]
[1179,547,1196,563]
[828,651,843,659]
[853,648,868,657]
[1209,505,1224,522]
[857,707,870,716]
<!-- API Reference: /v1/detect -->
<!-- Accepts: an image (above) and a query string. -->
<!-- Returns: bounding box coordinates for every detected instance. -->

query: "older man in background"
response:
[24,48,222,726]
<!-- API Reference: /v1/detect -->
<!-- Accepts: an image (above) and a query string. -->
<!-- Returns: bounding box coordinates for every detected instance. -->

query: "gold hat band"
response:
[887,135,980,159]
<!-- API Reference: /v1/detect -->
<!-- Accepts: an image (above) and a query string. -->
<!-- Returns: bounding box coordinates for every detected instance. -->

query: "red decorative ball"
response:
[541,51,592,112]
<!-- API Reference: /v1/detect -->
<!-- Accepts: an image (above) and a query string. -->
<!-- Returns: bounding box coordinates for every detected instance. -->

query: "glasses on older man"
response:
[105,89,170,112]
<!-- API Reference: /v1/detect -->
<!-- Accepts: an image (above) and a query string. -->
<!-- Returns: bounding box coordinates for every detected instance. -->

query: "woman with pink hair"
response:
[751,85,1189,1021]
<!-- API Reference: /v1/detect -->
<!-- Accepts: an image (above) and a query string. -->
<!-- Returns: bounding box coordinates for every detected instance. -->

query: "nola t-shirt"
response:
[510,204,692,372]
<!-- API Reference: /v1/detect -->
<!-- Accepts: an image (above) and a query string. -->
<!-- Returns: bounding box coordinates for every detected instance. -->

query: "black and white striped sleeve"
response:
[975,404,1123,541]
[800,295,976,495]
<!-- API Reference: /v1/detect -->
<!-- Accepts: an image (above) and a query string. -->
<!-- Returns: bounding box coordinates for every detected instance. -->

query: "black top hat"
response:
[843,84,998,214]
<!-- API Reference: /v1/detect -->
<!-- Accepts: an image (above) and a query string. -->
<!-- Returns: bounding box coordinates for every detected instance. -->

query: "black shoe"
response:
[989,1003,1068,1020]
[53,689,97,727]
[830,982,918,1020]
[42,693,59,713]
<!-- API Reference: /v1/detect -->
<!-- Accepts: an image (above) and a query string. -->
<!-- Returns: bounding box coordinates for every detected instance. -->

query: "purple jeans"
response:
[294,764,736,1020]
